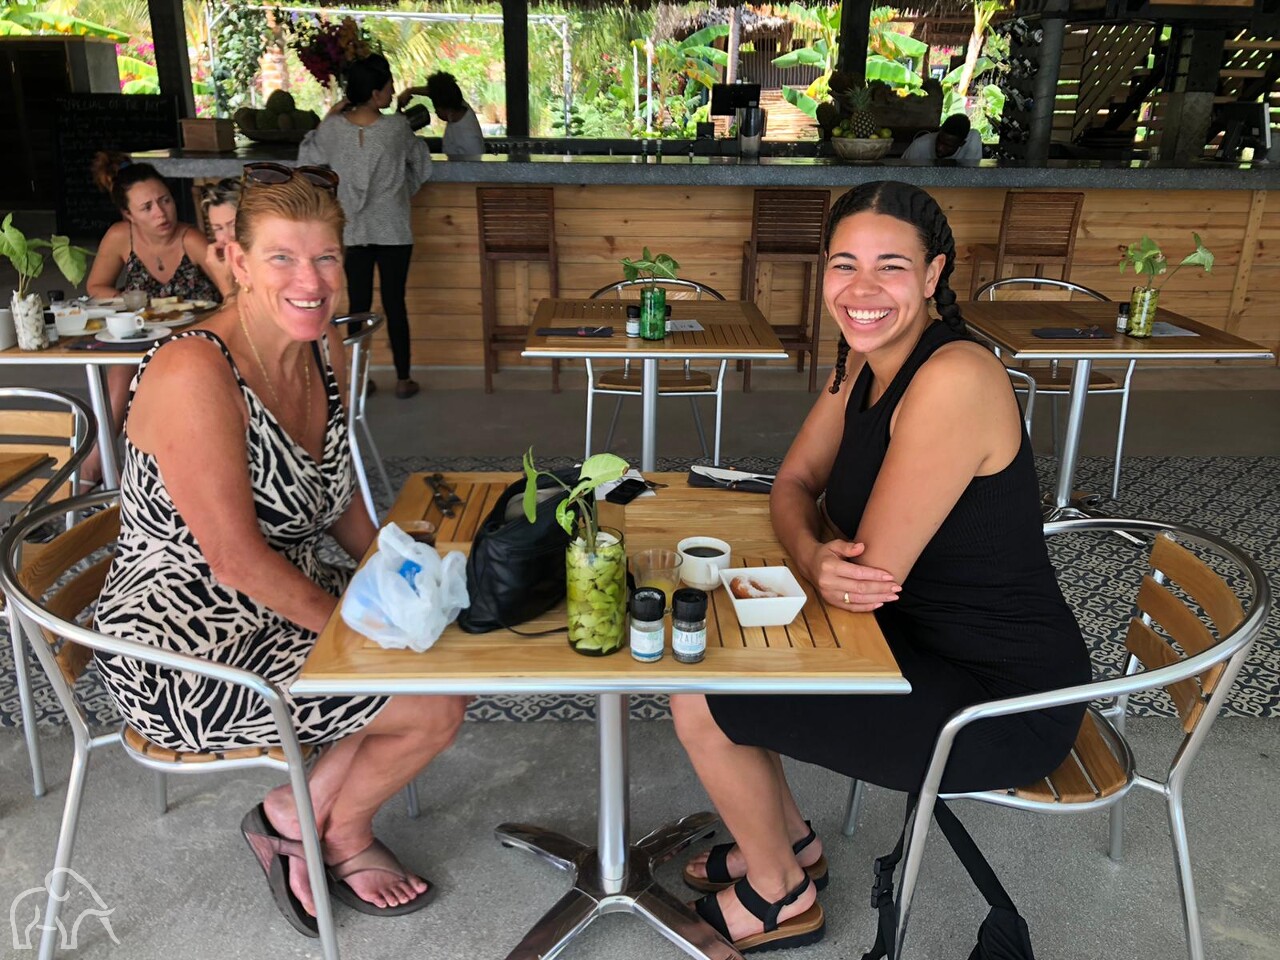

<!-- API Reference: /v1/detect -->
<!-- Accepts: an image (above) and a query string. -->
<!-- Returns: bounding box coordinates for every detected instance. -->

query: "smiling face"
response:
[123,178,176,237]
[227,215,343,342]
[207,202,238,256]
[823,210,947,358]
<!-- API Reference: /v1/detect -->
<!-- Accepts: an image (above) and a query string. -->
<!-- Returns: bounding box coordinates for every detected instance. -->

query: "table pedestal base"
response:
[496,813,740,960]
[1041,490,1107,523]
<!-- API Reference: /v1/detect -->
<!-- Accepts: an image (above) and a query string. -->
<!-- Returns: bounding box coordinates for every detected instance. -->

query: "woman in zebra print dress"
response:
[94,174,464,934]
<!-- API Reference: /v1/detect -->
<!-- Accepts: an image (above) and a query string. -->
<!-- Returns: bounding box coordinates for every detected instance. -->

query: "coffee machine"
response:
[711,82,765,157]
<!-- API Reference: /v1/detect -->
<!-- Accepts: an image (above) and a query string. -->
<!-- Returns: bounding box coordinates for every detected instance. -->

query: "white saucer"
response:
[149,312,197,328]
[95,326,170,344]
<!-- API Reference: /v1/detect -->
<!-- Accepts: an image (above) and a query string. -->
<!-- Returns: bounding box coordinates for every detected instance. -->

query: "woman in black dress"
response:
[671,181,1089,953]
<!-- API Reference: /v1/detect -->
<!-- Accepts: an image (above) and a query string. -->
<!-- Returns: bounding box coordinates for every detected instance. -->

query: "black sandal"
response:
[240,803,319,938]
[684,820,830,893]
[693,874,825,953]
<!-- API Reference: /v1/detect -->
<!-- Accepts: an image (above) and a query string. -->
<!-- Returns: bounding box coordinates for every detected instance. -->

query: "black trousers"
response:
[344,244,414,380]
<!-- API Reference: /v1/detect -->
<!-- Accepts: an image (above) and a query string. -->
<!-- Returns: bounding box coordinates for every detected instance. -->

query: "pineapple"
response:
[838,83,878,139]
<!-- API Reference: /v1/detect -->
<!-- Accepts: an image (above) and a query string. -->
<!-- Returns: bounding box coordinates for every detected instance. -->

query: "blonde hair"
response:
[235,176,345,251]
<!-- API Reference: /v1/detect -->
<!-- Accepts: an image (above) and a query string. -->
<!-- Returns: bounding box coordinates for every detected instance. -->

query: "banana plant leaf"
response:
[866,55,922,88]
[771,46,828,69]
[782,85,819,119]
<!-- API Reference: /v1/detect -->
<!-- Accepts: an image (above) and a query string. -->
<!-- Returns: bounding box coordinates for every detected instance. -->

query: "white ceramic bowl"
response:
[719,566,807,627]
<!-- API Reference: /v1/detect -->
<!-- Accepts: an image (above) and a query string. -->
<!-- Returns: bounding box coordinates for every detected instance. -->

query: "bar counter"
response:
[142,145,1280,369]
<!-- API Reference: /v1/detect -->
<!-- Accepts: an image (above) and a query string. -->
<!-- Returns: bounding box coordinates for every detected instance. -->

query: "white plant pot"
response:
[11,292,47,351]
[0,307,15,351]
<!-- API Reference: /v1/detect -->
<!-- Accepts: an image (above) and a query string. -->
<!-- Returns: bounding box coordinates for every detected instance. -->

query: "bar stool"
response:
[477,187,561,393]
[968,190,1085,298]
[739,188,831,392]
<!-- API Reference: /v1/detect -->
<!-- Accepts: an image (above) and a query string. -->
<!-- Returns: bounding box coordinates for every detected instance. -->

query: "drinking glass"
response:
[631,548,684,604]
[122,288,149,312]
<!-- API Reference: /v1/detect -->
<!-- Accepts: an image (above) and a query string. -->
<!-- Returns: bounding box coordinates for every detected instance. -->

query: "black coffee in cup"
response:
[683,546,725,558]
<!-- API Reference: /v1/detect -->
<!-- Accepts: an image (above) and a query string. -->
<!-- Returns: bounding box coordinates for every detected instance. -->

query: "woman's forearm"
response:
[207,539,338,635]
[770,475,827,581]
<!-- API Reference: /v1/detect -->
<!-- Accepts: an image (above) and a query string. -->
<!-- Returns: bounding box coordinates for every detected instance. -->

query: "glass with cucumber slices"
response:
[565,526,627,656]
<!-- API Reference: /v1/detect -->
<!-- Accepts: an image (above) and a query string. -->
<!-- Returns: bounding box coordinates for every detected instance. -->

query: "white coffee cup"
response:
[106,312,146,339]
[677,536,732,589]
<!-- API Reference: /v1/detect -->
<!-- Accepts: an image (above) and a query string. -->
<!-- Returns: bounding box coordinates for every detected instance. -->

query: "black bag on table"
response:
[863,795,1036,960]
[455,468,578,634]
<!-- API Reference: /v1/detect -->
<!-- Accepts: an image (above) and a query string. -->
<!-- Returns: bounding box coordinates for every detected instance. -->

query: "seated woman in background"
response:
[81,152,225,488]
[425,71,485,157]
[299,52,433,399]
[200,176,243,295]
[94,171,465,935]
[670,181,1088,953]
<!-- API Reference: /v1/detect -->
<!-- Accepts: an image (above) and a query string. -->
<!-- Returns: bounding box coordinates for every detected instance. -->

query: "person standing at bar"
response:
[902,113,983,163]
[299,53,432,399]
[425,72,486,157]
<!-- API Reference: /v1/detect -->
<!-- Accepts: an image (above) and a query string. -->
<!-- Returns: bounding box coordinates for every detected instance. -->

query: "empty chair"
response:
[585,279,727,465]
[0,386,96,798]
[477,187,561,393]
[968,190,1085,298]
[976,277,1136,498]
[740,188,831,392]
[842,518,1270,960]
[331,312,393,522]
[0,491,341,959]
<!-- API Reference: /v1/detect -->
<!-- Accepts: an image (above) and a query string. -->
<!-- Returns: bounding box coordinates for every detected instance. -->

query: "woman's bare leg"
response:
[263,694,467,915]
[671,694,816,939]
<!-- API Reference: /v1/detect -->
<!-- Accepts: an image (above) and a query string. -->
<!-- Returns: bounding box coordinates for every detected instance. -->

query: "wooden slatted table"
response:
[296,472,905,960]
[0,338,154,490]
[522,300,788,471]
[962,300,1273,515]
[0,452,53,500]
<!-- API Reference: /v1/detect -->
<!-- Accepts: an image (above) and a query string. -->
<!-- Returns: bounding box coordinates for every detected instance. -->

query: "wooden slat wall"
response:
[359,183,1278,370]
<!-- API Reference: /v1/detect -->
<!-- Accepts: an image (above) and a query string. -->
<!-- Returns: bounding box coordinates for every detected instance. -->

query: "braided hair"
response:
[827,181,963,394]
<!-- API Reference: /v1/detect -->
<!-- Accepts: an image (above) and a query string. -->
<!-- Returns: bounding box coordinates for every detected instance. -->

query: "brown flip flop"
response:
[326,838,434,917]
[240,803,319,938]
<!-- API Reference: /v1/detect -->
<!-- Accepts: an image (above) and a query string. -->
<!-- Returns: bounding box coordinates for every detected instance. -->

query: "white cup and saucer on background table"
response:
[98,313,167,344]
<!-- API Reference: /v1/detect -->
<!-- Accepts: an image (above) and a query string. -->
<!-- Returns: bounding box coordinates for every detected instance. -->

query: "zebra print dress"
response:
[94,329,388,751]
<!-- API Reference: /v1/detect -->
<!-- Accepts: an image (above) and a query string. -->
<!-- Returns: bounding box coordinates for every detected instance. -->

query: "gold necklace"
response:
[238,302,313,440]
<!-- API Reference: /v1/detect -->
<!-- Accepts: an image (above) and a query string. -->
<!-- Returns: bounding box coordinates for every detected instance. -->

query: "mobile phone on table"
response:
[606,478,649,505]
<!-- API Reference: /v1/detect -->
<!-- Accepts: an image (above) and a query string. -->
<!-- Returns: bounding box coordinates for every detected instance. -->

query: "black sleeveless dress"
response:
[707,321,1089,793]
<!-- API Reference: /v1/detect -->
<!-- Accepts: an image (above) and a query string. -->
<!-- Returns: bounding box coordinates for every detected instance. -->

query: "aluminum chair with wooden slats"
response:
[0,387,96,799]
[330,312,393,522]
[975,277,1137,499]
[840,518,1270,960]
[739,188,831,392]
[967,190,1085,298]
[585,278,727,464]
[0,491,342,960]
[477,186,561,393]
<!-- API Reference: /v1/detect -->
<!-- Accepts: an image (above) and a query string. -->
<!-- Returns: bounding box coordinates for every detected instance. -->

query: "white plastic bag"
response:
[340,523,469,652]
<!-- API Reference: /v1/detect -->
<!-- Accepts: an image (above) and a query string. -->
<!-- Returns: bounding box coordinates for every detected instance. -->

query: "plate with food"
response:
[720,566,807,627]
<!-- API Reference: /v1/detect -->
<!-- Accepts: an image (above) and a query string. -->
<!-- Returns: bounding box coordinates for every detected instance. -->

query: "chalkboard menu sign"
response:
[54,94,180,237]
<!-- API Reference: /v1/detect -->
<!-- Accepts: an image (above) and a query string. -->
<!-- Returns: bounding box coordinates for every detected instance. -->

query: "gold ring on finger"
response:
[843,591,850,605]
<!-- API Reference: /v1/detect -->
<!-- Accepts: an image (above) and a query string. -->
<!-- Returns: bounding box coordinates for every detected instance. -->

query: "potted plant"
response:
[1118,233,1214,337]
[0,214,94,350]
[621,248,679,340]
[523,448,630,656]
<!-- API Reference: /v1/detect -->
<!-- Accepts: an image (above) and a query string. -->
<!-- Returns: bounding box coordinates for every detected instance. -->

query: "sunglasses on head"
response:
[241,162,339,195]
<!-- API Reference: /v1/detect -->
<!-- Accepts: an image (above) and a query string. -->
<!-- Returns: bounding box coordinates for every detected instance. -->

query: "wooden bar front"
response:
[372,184,1279,370]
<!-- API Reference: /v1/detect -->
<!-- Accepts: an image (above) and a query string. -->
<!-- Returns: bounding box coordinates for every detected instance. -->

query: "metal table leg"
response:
[84,365,119,489]
[641,359,659,473]
[1044,358,1103,522]
[495,694,735,960]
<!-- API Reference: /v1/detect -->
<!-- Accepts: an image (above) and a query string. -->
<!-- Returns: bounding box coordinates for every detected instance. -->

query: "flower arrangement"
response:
[284,13,375,87]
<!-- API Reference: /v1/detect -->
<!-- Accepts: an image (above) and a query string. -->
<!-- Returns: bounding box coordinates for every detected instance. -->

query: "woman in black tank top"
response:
[670,182,1089,953]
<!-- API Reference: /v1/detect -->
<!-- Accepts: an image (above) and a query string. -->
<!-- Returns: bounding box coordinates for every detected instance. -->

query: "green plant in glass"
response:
[621,248,679,340]
[523,449,630,656]
[1118,233,1214,337]
[0,214,94,350]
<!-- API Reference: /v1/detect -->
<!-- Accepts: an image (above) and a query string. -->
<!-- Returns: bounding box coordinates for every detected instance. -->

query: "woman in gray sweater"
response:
[299,53,433,398]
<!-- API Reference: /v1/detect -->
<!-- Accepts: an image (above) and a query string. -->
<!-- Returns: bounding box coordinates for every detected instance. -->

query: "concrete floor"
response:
[3,358,1279,959]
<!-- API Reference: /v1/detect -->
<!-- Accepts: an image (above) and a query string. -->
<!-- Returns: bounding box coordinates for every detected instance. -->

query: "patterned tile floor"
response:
[2,454,1276,729]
